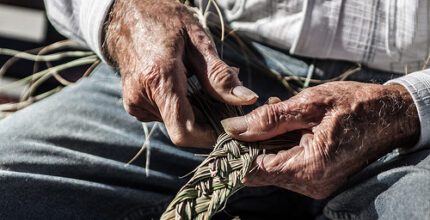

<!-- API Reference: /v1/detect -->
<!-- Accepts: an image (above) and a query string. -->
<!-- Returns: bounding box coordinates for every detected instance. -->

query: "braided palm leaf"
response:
[158,75,259,219]
[161,133,259,220]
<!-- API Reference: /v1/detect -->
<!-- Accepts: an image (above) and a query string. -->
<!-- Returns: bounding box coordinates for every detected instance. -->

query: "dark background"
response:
[0,0,66,79]
[0,0,45,9]
[0,1,94,103]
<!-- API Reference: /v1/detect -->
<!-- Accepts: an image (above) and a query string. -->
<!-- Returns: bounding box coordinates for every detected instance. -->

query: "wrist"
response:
[384,84,420,148]
[102,0,117,67]
[103,0,126,70]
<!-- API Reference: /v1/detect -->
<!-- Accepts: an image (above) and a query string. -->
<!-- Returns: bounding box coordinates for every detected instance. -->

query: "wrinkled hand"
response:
[222,82,420,199]
[105,0,257,147]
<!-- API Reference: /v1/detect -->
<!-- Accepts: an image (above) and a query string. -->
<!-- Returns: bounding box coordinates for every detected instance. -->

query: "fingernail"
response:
[242,155,263,185]
[232,86,258,102]
[221,116,248,135]
[255,155,263,167]
[266,97,282,105]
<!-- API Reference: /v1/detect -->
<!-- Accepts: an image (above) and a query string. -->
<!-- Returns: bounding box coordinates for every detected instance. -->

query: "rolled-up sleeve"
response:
[44,0,114,62]
[386,70,430,152]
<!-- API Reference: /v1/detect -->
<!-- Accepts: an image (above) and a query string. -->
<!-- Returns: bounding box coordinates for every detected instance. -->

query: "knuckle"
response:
[297,88,315,100]
[168,128,191,146]
[136,115,160,123]
[278,102,303,121]
[145,70,162,89]
[124,91,140,104]
[350,100,365,114]
[123,103,134,116]
[142,66,165,97]
[123,102,139,116]
[296,86,333,107]
[170,133,190,146]
[192,29,214,49]
[249,105,281,132]
[123,101,144,117]
[208,61,239,89]
[122,89,157,119]
[123,92,142,114]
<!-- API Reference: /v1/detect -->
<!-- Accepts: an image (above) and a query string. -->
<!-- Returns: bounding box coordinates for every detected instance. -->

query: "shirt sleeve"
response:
[44,0,114,62]
[385,69,430,153]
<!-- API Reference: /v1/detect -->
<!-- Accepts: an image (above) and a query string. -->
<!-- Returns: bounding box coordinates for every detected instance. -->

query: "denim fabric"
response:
[323,149,430,220]
[0,42,429,219]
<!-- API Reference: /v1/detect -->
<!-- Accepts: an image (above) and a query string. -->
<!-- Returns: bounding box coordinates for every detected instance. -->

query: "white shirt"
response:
[44,0,430,152]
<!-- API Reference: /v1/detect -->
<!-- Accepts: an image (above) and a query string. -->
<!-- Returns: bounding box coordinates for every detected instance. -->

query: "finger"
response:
[221,100,323,142]
[265,97,282,105]
[148,57,217,148]
[243,146,305,187]
[122,77,162,122]
[185,23,258,105]
[128,106,162,122]
[242,153,276,187]
[243,132,313,187]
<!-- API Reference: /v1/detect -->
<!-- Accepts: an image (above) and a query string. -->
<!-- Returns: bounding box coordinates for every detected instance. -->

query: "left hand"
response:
[105,0,258,148]
[221,81,420,199]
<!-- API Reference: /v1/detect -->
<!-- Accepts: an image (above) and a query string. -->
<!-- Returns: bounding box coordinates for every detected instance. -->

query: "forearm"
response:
[386,69,430,152]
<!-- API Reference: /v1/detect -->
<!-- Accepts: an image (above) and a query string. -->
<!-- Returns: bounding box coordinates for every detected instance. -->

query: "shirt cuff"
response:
[385,69,430,153]
[79,0,115,63]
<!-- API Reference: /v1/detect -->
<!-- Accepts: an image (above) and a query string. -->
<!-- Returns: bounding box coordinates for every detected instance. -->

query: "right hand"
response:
[105,0,258,148]
[221,82,419,199]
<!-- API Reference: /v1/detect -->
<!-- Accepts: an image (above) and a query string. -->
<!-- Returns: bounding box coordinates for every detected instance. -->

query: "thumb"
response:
[185,24,258,105]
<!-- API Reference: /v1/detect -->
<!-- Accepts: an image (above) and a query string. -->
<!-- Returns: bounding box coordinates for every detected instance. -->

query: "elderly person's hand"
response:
[221,82,420,199]
[104,0,257,148]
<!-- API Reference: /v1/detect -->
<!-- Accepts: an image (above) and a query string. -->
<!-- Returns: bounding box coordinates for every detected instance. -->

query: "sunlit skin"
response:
[105,0,420,199]
[222,82,419,199]
[105,0,258,148]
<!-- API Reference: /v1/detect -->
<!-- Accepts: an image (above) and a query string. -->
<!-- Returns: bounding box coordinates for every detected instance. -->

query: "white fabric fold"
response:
[44,0,114,62]
[79,0,114,63]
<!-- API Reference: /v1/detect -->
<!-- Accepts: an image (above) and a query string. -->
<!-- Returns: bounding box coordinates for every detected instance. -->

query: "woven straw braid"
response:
[161,133,259,220]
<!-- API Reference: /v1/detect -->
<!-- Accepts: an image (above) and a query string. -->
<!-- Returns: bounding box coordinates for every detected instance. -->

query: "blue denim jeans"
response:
[0,42,429,219]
